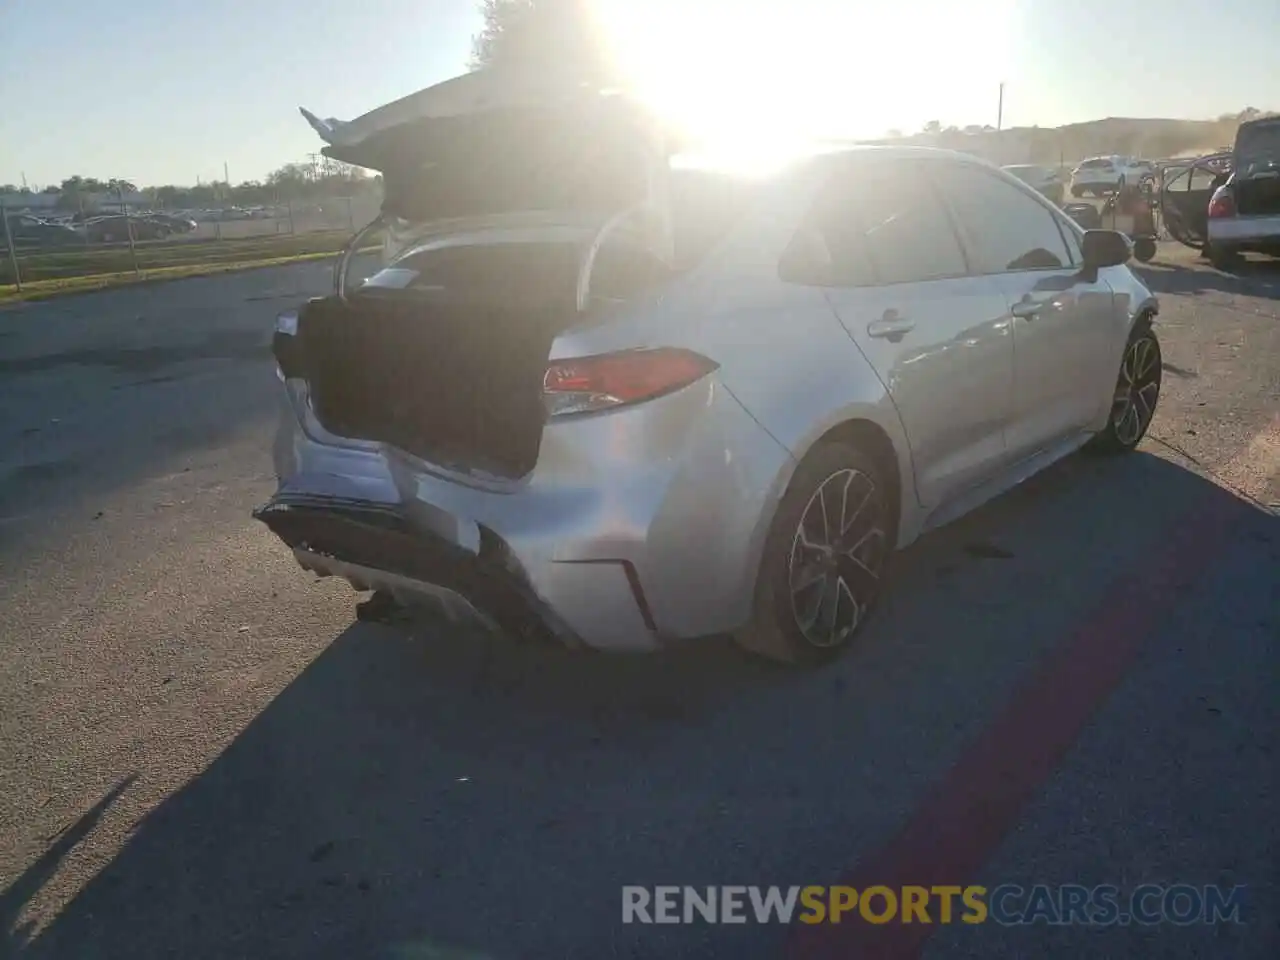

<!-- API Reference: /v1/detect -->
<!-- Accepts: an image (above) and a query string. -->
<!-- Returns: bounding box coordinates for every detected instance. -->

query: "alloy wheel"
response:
[787,468,887,648]
[1111,335,1161,446]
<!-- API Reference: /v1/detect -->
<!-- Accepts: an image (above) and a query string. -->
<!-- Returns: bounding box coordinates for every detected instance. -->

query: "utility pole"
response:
[997,82,1005,132]
[224,161,230,187]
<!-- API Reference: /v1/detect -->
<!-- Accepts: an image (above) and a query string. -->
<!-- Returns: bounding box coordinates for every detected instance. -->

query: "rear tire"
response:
[1088,318,1161,455]
[1206,242,1240,271]
[734,442,895,666]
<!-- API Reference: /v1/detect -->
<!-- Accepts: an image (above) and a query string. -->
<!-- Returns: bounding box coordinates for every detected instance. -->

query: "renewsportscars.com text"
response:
[621,884,1246,926]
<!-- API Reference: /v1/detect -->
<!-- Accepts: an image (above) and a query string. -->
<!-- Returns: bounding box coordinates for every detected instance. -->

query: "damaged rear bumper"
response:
[1207,213,1280,249]
[253,490,661,652]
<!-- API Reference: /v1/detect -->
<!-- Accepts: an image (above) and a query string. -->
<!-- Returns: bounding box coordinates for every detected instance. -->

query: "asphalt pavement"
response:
[1,246,1277,960]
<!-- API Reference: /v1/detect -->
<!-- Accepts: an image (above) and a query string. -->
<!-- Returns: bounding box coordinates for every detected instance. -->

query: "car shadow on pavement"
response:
[7,452,1272,960]
[1139,255,1280,300]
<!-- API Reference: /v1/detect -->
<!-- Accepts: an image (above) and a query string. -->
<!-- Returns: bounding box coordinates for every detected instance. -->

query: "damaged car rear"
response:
[1204,114,1280,268]
[255,69,791,654]
[255,69,1160,666]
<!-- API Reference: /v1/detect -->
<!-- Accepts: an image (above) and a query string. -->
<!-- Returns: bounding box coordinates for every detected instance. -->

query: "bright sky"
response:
[2,0,1277,188]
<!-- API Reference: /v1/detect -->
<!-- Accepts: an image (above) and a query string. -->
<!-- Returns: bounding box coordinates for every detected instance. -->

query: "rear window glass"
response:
[666,167,754,270]
[1236,121,1280,157]
[1080,159,1112,169]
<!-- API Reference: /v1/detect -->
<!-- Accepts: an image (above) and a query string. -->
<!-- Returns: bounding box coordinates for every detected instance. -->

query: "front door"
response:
[808,160,1016,509]
[929,162,1121,461]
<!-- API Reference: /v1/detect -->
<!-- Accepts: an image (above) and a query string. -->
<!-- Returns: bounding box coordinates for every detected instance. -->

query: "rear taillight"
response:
[1207,187,1236,219]
[543,348,719,417]
[273,309,303,380]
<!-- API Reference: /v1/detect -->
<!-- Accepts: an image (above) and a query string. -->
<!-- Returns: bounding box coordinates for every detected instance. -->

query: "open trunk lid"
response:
[1232,118,1280,216]
[287,71,687,481]
[303,67,675,264]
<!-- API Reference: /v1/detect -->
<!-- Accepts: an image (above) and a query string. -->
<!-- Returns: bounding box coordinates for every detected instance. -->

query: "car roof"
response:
[674,142,1005,179]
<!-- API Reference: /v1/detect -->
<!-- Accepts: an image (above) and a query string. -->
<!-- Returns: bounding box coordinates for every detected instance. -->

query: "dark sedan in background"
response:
[83,215,173,242]
[3,214,87,247]
[149,212,198,233]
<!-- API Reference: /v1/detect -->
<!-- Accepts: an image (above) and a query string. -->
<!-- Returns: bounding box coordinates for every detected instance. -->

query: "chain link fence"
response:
[2,194,382,293]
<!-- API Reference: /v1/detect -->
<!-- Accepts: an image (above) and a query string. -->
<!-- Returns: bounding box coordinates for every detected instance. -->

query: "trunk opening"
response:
[1232,120,1280,217]
[288,167,756,480]
[1233,172,1280,217]
[299,292,566,480]
[295,240,665,480]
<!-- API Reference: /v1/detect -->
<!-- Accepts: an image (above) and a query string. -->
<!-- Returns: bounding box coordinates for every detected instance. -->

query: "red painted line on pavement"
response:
[787,490,1246,960]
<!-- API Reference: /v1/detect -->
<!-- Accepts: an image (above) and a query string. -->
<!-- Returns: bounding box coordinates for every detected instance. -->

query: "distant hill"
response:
[872,109,1277,167]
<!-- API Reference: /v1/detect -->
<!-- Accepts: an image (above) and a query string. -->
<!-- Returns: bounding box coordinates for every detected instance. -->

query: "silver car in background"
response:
[255,72,1162,665]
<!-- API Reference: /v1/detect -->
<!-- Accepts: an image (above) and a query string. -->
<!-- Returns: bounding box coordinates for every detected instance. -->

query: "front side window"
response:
[793,162,969,287]
[931,163,1073,274]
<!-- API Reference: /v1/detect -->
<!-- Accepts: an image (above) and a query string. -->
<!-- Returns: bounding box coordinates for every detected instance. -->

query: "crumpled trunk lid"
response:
[303,67,674,266]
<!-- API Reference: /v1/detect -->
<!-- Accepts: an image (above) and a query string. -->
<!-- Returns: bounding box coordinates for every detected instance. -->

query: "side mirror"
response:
[1081,229,1131,270]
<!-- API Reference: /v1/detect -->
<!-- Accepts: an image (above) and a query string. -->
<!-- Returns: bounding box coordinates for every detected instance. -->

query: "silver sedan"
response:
[257,86,1160,666]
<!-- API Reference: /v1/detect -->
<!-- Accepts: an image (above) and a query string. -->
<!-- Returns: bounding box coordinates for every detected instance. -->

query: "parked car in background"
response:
[256,72,1163,666]
[1001,164,1064,204]
[1070,156,1148,196]
[1204,115,1280,269]
[3,214,86,247]
[149,212,198,233]
[83,215,171,242]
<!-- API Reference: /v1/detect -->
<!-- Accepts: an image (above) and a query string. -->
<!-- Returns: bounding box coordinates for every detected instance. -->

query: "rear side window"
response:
[800,162,969,286]
[930,163,1073,273]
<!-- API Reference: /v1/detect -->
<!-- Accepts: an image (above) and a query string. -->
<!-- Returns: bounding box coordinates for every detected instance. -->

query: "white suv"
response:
[1071,156,1149,196]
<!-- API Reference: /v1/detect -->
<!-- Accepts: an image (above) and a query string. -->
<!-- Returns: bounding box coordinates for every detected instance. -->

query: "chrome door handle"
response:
[1011,299,1042,320]
[866,311,915,341]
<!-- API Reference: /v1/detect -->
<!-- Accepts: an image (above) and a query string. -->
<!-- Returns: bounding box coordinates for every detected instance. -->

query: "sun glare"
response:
[596,0,1016,167]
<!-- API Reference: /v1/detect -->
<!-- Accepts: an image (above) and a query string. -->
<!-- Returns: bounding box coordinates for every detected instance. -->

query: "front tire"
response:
[734,442,894,666]
[1089,319,1161,454]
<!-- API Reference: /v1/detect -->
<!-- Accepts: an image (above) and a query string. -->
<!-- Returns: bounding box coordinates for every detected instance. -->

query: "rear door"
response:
[811,159,1015,508]
[930,162,1121,460]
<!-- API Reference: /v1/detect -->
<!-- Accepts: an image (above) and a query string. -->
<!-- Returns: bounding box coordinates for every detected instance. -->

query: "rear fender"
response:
[743,398,916,574]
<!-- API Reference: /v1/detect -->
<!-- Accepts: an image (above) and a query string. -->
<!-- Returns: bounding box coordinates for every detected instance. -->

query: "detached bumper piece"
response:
[252,493,586,648]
